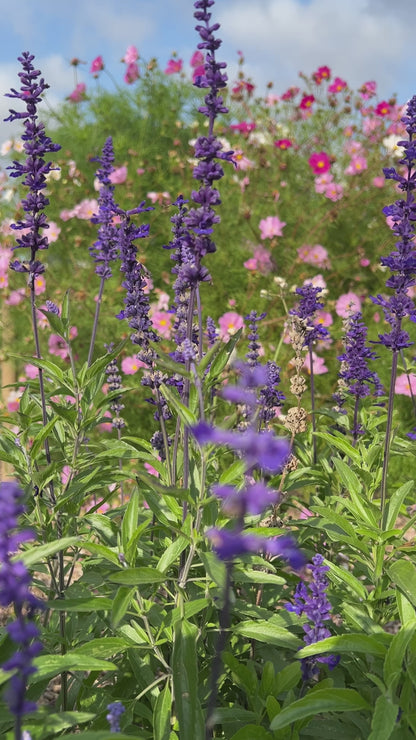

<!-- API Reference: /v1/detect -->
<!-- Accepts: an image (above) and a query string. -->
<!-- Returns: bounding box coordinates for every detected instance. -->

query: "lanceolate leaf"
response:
[269,688,370,731]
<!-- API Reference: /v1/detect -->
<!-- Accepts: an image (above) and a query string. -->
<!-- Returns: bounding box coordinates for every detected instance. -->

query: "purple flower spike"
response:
[287,553,339,680]
[106,701,125,732]
[5,52,61,279]
[89,137,120,279]
[0,482,43,721]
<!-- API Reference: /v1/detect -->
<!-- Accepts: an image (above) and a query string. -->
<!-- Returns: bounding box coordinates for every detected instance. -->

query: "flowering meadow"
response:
[2,1,416,738]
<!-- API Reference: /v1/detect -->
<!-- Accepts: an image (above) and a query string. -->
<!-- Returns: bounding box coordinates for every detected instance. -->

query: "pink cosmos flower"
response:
[0,273,8,289]
[152,289,170,311]
[124,62,139,84]
[123,45,139,64]
[274,139,293,150]
[244,246,272,274]
[314,173,333,193]
[98,410,113,432]
[324,182,344,201]
[164,58,183,75]
[47,221,61,243]
[192,64,206,84]
[49,334,70,360]
[345,140,363,156]
[151,311,173,339]
[232,149,254,170]
[304,274,327,291]
[244,257,257,271]
[6,288,25,306]
[359,80,376,99]
[61,465,72,485]
[90,56,104,75]
[190,50,204,68]
[395,373,416,397]
[345,155,367,175]
[68,83,86,103]
[259,215,286,239]
[313,65,331,83]
[315,310,333,327]
[265,93,280,106]
[335,291,362,317]
[144,461,160,478]
[360,257,370,267]
[121,356,146,375]
[372,176,385,188]
[328,77,347,93]
[218,311,244,341]
[147,191,171,205]
[376,100,391,116]
[297,244,330,268]
[109,165,127,184]
[303,352,328,375]
[24,363,39,379]
[73,198,99,219]
[299,95,315,110]
[229,121,256,135]
[34,275,46,296]
[308,151,331,175]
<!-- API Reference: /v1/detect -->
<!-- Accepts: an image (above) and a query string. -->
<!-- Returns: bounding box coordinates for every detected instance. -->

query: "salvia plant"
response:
[1,1,416,739]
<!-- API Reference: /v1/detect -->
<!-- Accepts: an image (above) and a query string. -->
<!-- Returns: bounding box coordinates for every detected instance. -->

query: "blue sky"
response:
[1,0,416,142]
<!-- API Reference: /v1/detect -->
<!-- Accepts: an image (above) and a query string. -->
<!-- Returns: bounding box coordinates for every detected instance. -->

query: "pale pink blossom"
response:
[244,245,272,274]
[98,410,113,432]
[151,310,173,338]
[304,274,327,291]
[314,173,333,193]
[345,156,367,175]
[146,191,171,205]
[72,198,99,220]
[68,83,86,103]
[360,257,370,267]
[46,221,61,243]
[121,356,146,375]
[335,291,362,317]
[344,140,363,156]
[6,288,25,305]
[61,465,72,485]
[218,311,244,341]
[324,182,344,201]
[7,390,22,412]
[297,244,330,268]
[152,289,170,310]
[259,215,286,240]
[232,149,254,171]
[60,209,74,221]
[0,273,8,289]
[34,275,46,296]
[144,461,160,477]
[395,373,416,396]
[109,165,128,184]
[303,352,328,375]
[243,257,257,271]
[25,363,39,379]
[315,310,333,327]
[123,45,139,64]
[372,176,385,188]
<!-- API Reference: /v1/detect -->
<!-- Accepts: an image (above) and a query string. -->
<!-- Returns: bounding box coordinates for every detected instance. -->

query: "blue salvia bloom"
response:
[5,52,61,281]
[89,137,119,279]
[181,0,234,282]
[106,701,125,732]
[371,95,416,350]
[0,482,43,722]
[287,553,339,681]
[289,284,330,348]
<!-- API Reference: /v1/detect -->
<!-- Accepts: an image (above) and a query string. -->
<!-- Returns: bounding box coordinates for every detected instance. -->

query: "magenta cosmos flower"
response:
[90,55,104,75]
[259,215,286,240]
[164,58,183,74]
[308,151,331,175]
[328,77,347,94]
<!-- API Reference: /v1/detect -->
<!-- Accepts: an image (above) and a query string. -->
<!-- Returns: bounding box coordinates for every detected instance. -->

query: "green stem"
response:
[380,349,399,528]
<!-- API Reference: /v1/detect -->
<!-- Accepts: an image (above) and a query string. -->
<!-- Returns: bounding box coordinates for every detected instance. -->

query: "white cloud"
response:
[216,0,416,101]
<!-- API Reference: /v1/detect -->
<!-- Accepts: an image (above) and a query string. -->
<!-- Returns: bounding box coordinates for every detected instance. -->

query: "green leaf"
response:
[314,431,361,464]
[108,567,167,585]
[233,568,286,586]
[54,734,134,740]
[172,620,204,740]
[29,416,59,459]
[230,727,272,740]
[383,619,416,691]
[71,637,129,659]
[30,652,118,683]
[297,633,388,660]
[81,542,121,566]
[368,695,398,740]
[385,481,414,530]
[111,587,136,628]
[396,589,416,625]
[154,681,172,740]
[159,383,197,426]
[269,688,370,731]
[325,559,368,600]
[28,711,95,735]
[45,597,113,612]
[157,536,189,573]
[121,492,139,555]
[233,621,302,650]
[389,560,416,609]
[332,458,362,497]
[274,661,302,694]
[18,536,79,567]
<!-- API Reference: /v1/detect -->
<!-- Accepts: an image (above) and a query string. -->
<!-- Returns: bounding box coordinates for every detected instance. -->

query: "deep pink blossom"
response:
[164,58,183,75]
[308,151,331,175]
[300,95,315,110]
[124,62,139,84]
[376,100,391,116]
[328,77,347,93]
[274,139,293,150]
[90,56,104,75]
[190,50,204,68]
[68,83,86,103]
[313,65,331,84]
